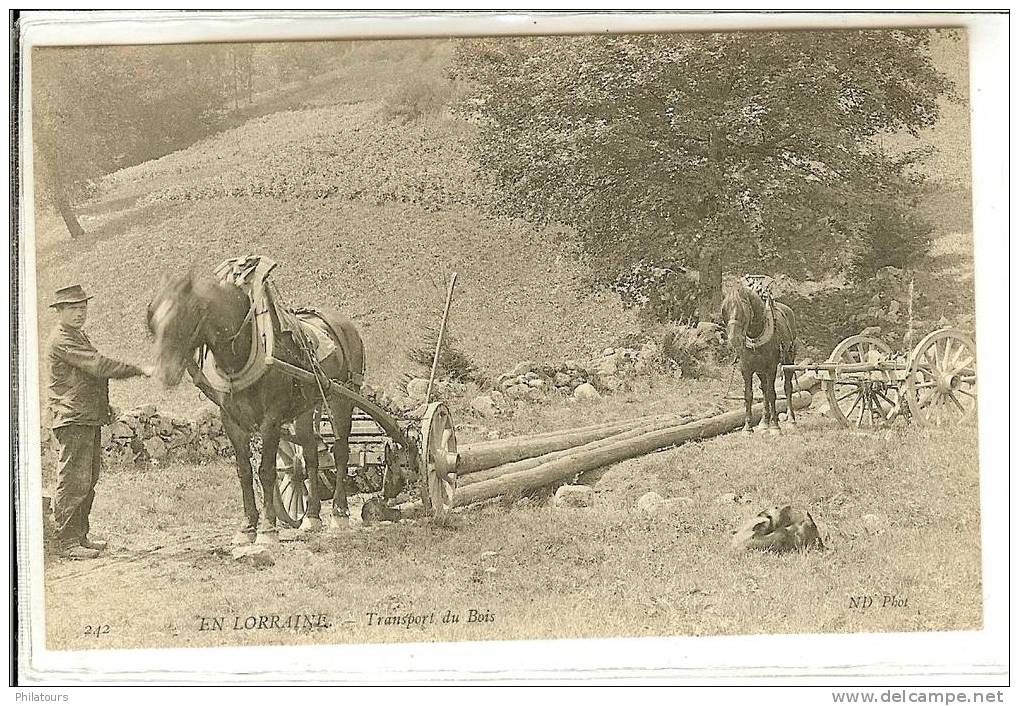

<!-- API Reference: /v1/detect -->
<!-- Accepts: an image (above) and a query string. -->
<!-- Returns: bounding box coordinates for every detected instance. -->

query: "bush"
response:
[660,323,727,379]
[406,326,479,384]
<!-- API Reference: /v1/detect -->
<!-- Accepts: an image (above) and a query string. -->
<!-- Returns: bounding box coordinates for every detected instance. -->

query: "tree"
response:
[32,45,229,237]
[450,30,954,319]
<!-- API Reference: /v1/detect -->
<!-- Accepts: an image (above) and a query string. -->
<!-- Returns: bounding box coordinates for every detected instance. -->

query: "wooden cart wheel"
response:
[824,334,901,429]
[905,328,977,426]
[419,401,458,519]
[274,437,339,528]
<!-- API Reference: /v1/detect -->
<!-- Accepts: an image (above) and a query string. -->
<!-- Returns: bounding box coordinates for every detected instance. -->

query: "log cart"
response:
[269,361,460,525]
[783,327,977,428]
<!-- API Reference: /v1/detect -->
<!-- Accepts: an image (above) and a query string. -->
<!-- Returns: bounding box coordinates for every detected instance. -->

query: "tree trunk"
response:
[697,245,722,318]
[53,187,84,239]
[453,392,813,507]
[458,410,694,476]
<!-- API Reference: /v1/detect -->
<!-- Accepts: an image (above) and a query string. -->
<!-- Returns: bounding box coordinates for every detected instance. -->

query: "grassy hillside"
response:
[32,40,640,416]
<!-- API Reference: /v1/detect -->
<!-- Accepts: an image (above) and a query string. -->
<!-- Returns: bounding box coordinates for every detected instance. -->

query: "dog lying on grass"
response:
[731,505,824,553]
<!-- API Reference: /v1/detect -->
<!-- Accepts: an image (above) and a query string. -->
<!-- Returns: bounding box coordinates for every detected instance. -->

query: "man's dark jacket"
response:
[48,325,143,428]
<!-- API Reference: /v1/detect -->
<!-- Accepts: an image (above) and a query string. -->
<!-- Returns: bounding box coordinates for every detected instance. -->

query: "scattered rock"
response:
[406,378,430,401]
[553,484,595,508]
[143,436,167,461]
[860,513,887,535]
[573,383,601,402]
[361,498,402,524]
[636,491,665,515]
[470,395,497,418]
[109,421,134,439]
[231,544,274,567]
[509,361,534,377]
[716,492,738,504]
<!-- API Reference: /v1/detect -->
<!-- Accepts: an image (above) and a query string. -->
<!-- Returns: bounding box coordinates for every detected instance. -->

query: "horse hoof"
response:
[326,514,350,531]
[255,530,279,546]
[767,426,781,436]
[231,531,256,546]
[298,517,323,533]
[743,427,754,435]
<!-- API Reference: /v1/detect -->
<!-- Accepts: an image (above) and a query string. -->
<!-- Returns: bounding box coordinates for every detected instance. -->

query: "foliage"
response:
[407,325,479,384]
[660,323,727,379]
[450,30,956,317]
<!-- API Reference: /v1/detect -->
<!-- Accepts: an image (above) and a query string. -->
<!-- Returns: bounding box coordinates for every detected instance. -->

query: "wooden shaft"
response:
[453,392,813,507]
[426,273,458,405]
[783,361,907,374]
[457,411,699,475]
[265,356,410,449]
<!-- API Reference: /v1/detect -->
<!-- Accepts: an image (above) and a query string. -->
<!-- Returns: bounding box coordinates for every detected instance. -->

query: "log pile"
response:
[447,392,814,509]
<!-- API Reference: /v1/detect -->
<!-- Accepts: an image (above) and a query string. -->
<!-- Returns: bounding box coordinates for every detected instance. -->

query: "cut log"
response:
[458,411,696,475]
[459,413,695,488]
[454,392,812,508]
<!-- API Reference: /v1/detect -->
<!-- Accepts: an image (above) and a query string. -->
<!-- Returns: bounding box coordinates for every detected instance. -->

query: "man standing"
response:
[47,284,150,560]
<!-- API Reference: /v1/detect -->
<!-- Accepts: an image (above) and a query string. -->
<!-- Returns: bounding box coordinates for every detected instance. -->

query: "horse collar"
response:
[745,298,775,350]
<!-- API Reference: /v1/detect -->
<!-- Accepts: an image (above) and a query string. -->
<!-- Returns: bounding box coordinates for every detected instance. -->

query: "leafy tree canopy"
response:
[450,30,955,318]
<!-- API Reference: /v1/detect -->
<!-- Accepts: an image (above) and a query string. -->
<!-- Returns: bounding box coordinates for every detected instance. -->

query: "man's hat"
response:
[49,284,93,308]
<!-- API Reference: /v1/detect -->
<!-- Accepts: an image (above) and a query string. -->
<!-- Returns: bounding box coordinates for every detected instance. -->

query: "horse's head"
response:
[720,284,752,355]
[147,272,205,388]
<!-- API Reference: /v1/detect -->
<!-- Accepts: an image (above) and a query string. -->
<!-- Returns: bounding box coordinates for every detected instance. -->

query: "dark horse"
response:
[720,281,798,434]
[147,272,365,543]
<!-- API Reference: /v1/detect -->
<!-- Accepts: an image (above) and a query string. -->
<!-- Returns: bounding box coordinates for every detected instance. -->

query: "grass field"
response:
[43,394,982,651]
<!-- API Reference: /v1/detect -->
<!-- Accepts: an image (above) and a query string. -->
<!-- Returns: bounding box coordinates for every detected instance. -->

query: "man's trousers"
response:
[53,425,102,548]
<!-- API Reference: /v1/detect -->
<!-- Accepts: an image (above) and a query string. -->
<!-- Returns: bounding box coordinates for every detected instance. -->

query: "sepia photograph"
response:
[12,10,1007,685]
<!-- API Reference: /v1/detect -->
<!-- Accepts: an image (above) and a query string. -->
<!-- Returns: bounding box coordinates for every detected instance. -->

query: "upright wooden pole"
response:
[426,273,458,405]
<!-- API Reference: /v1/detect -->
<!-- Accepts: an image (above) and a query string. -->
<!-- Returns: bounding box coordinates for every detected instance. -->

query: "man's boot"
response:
[80,536,107,551]
[60,542,100,560]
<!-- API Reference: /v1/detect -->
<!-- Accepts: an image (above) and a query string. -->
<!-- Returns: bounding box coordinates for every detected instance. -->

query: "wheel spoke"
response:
[950,355,974,375]
[956,388,977,400]
[941,338,956,371]
[845,390,864,418]
[947,392,967,414]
